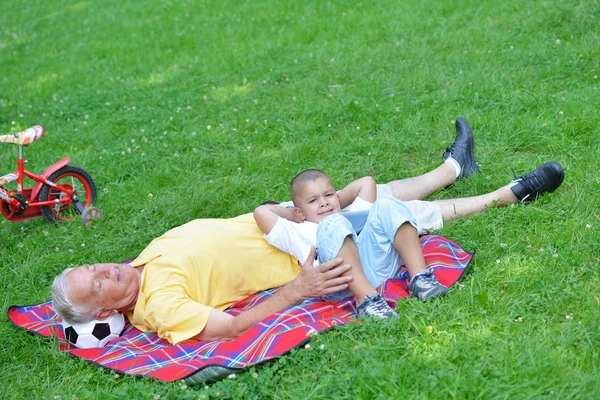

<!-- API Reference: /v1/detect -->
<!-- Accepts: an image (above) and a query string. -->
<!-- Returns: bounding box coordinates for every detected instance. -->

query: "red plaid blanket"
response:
[8,235,473,385]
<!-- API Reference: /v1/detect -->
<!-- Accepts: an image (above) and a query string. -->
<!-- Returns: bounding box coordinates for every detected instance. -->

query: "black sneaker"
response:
[442,117,479,179]
[510,162,564,202]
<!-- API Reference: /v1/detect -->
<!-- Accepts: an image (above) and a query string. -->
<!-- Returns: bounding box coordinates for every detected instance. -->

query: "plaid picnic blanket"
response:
[8,235,473,385]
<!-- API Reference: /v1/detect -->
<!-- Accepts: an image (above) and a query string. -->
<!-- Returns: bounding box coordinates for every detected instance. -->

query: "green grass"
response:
[1,0,599,398]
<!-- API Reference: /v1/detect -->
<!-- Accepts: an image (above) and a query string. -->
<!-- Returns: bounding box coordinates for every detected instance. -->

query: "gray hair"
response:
[51,267,99,324]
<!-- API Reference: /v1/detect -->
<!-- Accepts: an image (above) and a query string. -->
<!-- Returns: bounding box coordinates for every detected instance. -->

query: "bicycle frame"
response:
[0,142,73,221]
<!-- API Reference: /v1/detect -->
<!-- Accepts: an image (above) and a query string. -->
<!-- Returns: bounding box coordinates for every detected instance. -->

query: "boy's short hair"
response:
[290,169,333,204]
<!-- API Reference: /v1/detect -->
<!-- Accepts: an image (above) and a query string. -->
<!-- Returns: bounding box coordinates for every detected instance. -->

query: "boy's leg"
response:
[317,214,397,319]
[358,197,448,301]
[334,236,379,303]
[393,222,449,301]
[384,118,478,201]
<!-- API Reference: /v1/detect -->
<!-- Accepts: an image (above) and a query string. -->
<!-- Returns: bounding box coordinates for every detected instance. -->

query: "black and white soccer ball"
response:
[62,313,125,349]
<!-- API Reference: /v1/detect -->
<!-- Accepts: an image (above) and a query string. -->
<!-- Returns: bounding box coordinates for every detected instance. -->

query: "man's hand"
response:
[287,247,352,302]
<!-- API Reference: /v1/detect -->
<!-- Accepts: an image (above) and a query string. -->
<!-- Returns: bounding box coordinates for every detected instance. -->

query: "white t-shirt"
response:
[264,197,373,266]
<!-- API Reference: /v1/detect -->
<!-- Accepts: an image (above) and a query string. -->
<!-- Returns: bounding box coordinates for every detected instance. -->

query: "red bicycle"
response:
[0,125,97,223]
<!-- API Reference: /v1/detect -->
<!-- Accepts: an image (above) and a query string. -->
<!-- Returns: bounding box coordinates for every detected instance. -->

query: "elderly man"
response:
[51,118,564,344]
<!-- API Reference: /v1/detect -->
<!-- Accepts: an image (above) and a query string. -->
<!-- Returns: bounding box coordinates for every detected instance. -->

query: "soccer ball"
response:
[62,312,125,349]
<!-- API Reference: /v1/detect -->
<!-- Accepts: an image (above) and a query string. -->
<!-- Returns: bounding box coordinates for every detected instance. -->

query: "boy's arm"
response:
[253,204,304,234]
[337,176,377,209]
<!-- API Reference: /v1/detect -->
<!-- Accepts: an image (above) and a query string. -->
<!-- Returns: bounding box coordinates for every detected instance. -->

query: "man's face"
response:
[65,263,141,319]
[295,177,341,223]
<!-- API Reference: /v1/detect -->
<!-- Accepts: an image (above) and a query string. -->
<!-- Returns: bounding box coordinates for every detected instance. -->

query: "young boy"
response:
[253,169,449,320]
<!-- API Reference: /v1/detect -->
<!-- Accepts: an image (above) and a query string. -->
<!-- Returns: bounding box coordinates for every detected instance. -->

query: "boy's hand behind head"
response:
[281,206,305,223]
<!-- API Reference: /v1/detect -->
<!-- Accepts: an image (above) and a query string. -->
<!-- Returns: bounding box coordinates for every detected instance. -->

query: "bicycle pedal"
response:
[81,206,103,227]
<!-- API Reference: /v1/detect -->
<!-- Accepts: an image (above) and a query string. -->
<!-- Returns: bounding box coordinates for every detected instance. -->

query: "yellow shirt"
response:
[128,213,300,344]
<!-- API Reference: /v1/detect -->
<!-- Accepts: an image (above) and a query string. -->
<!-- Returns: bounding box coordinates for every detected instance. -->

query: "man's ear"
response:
[293,207,305,221]
[96,309,117,321]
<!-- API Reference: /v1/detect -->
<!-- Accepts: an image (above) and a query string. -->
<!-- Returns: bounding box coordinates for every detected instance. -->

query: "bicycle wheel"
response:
[39,165,97,223]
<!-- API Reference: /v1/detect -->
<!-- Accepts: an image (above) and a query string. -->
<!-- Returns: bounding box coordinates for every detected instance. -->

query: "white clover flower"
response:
[305,330,317,337]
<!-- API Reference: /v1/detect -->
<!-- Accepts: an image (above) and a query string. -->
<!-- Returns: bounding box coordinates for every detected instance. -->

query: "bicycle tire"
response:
[39,165,97,223]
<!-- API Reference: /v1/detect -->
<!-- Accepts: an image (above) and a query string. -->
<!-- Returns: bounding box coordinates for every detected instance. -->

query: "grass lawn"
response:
[1,0,599,398]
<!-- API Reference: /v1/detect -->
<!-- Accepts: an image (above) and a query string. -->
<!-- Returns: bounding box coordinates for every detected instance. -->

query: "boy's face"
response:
[294,177,341,223]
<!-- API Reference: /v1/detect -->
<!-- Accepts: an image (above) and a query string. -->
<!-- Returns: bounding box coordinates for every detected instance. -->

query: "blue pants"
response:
[316,197,417,299]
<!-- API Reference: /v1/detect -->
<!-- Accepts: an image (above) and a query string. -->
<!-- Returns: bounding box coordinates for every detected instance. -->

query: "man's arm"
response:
[194,247,352,341]
[337,176,377,209]
[254,204,304,234]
